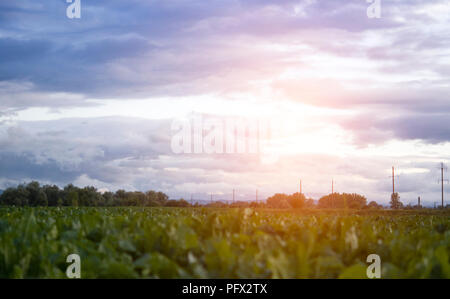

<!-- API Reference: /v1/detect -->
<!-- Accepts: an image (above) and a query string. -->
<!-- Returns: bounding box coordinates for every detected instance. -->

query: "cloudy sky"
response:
[1,0,449,206]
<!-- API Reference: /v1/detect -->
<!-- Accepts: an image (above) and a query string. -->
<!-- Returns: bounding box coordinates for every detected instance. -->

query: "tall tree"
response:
[390,192,403,209]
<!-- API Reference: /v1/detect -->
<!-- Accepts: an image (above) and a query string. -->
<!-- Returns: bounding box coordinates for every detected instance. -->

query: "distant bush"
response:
[318,193,367,209]
[266,193,311,209]
[366,201,383,210]
[165,199,190,207]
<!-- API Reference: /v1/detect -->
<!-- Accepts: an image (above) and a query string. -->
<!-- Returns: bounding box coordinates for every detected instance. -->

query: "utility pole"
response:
[332,179,334,194]
[387,166,401,198]
[418,196,420,207]
[438,162,448,208]
[392,166,395,194]
[191,194,193,206]
[442,163,444,208]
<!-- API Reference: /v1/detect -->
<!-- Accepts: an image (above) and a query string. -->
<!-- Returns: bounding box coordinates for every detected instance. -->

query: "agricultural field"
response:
[0,207,448,278]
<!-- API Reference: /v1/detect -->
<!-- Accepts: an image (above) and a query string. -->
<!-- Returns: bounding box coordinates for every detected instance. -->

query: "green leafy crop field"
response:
[0,207,448,278]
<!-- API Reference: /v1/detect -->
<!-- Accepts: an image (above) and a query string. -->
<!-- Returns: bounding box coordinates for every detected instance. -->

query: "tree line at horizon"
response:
[0,182,177,207]
[0,181,435,210]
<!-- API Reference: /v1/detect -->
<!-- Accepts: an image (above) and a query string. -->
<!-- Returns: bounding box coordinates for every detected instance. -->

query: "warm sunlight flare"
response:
[0,0,449,283]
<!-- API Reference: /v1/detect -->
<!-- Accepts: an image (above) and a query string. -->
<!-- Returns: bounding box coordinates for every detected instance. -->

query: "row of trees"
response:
[266,191,434,210]
[266,192,374,209]
[0,182,428,210]
[0,182,184,207]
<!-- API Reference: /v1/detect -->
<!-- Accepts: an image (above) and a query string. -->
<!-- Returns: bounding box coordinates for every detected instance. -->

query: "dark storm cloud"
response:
[0,116,284,192]
[375,114,450,144]
[333,87,450,146]
[0,117,173,186]
[0,0,436,98]
[0,151,79,183]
